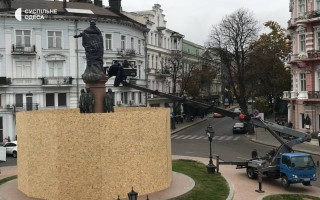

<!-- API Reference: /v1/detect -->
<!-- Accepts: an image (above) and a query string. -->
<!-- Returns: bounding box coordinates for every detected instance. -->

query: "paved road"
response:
[172,116,320,187]
[0,156,16,167]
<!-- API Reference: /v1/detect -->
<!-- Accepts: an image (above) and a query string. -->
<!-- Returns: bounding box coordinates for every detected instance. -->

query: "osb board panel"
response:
[16,108,171,200]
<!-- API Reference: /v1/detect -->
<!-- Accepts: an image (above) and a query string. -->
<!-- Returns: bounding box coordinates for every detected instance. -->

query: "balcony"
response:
[12,44,36,55]
[11,78,42,86]
[308,91,320,99]
[0,77,11,85]
[41,76,73,86]
[283,91,299,99]
[13,103,39,112]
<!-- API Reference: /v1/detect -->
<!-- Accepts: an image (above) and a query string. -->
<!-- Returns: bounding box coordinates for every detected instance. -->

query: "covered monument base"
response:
[16,107,172,200]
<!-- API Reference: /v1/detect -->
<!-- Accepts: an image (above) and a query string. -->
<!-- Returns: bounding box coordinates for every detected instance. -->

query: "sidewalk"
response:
[248,127,320,156]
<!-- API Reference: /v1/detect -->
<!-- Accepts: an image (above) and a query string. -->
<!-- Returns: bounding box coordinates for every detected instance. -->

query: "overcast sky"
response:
[102,0,290,46]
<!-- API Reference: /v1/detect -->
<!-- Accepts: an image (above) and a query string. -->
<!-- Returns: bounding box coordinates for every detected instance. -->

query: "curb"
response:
[171,119,207,135]
[246,136,320,156]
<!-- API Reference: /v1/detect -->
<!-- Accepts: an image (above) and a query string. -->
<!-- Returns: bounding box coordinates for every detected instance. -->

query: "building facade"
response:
[0,0,147,141]
[284,0,320,135]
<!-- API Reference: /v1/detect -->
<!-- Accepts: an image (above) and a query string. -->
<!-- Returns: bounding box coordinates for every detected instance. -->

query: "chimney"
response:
[109,0,121,13]
[63,0,67,9]
[94,0,103,7]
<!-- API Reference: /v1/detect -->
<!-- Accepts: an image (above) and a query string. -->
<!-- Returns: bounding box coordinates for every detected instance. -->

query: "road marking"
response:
[196,136,204,139]
[218,136,226,140]
[171,135,178,138]
[233,136,240,140]
[189,135,198,139]
[181,135,191,139]
[175,135,185,139]
[212,136,219,140]
[225,136,233,140]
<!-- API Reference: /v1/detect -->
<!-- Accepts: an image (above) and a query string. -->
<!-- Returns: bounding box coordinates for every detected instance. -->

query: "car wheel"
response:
[247,167,257,179]
[302,181,311,186]
[281,175,290,188]
[13,151,17,158]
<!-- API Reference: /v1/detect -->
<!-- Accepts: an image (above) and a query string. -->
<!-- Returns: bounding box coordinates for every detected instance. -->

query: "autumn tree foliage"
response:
[247,21,291,112]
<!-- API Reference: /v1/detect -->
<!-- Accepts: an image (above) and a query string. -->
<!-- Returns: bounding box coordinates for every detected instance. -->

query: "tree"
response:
[247,21,291,113]
[208,8,259,115]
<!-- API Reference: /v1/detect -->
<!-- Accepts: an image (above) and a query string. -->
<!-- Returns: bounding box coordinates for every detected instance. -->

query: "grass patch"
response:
[263,194,320,200]
[0,175,17,185]
[172,160,229,200]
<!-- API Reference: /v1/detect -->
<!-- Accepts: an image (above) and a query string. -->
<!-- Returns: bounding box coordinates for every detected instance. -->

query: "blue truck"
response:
[222,118,317,188]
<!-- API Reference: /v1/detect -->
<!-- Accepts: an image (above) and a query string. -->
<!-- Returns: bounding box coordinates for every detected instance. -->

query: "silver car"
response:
[4,141,17,158]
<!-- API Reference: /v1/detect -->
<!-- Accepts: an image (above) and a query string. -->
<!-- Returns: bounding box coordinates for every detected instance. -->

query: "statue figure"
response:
[105,88,114,113]
[79,89,86,113]
[85,88,95,113]
[74,20,105,82]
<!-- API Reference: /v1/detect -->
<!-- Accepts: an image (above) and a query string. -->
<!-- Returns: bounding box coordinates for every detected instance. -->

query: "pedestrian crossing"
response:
[171,134,240,141]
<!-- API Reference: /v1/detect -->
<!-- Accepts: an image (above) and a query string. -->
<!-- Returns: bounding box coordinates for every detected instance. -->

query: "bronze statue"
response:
[85,88,95,113]
[105,88,114,113]
[74,20,105,82]
[79,89,86,113]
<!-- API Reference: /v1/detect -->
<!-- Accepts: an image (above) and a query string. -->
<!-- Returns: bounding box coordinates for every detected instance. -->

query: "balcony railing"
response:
[283,91,291,99]
[12,44,36,54]
[308,91,320,99]
[41,76,73,85]
[13,103,39,112]
[11,78,42,85]
[307,50,320,58]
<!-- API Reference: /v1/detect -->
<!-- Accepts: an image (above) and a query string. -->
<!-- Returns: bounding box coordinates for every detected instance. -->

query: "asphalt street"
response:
[171,116,320,187]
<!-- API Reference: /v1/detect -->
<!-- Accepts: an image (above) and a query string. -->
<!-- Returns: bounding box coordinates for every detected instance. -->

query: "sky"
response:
[102,0,290,46]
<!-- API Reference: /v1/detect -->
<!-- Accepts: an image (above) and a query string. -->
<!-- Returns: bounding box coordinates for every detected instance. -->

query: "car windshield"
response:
[291,156,315,170]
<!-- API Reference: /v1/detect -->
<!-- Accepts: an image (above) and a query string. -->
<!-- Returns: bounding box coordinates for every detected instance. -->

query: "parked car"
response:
[213,113,223,118]
[233,108,242,115]
[4,141,17,158]
[233,122,248,134]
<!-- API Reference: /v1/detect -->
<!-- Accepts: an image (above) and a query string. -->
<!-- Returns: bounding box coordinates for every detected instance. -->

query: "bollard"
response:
[255,166,265,193]
[216,155,220,174]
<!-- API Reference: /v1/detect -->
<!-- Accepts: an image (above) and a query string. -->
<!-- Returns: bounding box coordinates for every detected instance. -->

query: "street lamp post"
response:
[206,124,216,173]
[128,187,138,200]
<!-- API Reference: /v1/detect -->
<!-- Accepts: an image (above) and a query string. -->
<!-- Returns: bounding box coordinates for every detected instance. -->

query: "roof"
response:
[282,152,310,157]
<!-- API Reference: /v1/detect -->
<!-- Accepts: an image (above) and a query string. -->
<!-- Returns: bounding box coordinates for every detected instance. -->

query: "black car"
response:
[233,122,248,134]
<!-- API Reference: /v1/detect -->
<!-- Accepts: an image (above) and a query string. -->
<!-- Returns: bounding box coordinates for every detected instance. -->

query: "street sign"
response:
[0,147,6,162]
[253,111,259,117]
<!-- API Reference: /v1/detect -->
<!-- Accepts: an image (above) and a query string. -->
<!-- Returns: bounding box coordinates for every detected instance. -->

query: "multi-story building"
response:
[0,0,148,141]
[124,4,206,109]
[284,0,320,135]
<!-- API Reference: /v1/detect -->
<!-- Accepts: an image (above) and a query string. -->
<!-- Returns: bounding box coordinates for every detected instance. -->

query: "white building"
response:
[0,0,148,141]
[123,4,184,108]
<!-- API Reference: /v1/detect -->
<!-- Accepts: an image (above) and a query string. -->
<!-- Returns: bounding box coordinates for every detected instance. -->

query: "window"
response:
[131,92,135,101]
[281,156,291,167]
[48,31,62,49]
[173,38,178,49]
[317,0,320,10]
[105,34,112,50]
[299,34,306,52]
[301,113,305,128]
[0,117,2,143]
[46,93,54,107]
[121,35,126,50]
[156,56,158,69]
[16,61,32,78]
[58,93,66,107]
[155,34,157,46]
[124,92,128,104]
[298,0,305,15]
[138,40,141,54]
[150,33,153,45]
[131,37,134,49]
[139,92,142,104]
[16,94,23,107]
[164,37,166,48]
[151,56,154,68]
[300,73,306,91]
[16,30,31,47]
[48,61,63,76]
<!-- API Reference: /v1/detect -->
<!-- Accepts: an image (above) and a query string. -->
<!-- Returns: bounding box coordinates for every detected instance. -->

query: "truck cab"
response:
[280,153,317,187]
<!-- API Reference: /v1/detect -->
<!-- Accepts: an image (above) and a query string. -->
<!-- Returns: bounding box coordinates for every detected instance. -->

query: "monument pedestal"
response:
[85,76,108,113]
